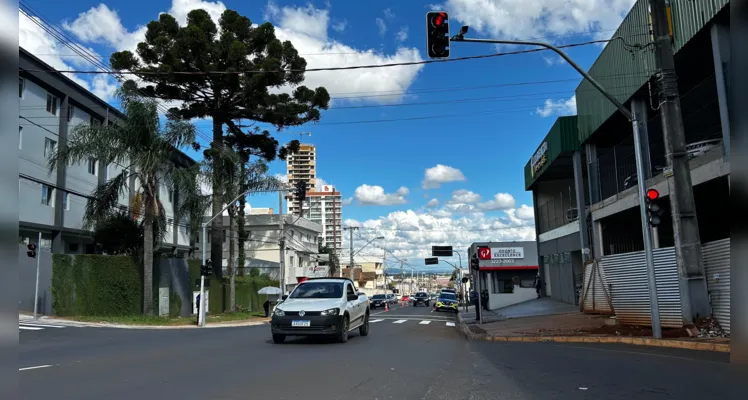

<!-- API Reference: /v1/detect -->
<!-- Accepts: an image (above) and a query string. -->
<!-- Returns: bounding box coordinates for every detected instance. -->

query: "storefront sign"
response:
[530,141,548,177]
[478,247,525,260]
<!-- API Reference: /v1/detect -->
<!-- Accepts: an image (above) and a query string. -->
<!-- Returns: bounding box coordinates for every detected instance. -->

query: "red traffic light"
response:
[646,188,659,201]
[27,243,37,251]
[434,13,445,26]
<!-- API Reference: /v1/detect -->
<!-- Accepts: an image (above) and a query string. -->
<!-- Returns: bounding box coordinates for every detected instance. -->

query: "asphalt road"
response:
[19,304,746,399]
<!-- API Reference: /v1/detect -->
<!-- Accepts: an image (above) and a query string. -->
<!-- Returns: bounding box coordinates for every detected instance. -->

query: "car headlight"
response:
[274,309,285,317]
[436,302,442,306]
[321,308,339,316]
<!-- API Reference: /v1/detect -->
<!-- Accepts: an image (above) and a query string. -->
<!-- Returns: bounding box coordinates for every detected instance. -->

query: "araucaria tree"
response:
[47,84,204,315]
[110,8,330,278]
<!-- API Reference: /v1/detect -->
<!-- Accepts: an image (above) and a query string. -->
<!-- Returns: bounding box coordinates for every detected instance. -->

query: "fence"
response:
[580,260,614,315]
[537,188,577,234]
[703,238,730,334]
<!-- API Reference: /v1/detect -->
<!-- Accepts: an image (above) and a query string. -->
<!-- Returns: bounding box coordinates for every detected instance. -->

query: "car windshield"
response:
[372,295,386,300]
[416,292,427,297]
[439,294,457,301]
[289,282,343,299]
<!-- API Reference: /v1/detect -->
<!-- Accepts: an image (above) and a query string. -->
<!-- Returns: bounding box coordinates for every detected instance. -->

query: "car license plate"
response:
[291,320,310,327]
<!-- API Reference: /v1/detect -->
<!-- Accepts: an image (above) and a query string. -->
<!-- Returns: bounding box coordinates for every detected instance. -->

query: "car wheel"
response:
[338,316,349,343]
[359,312,370,337]
[272,334,286,344]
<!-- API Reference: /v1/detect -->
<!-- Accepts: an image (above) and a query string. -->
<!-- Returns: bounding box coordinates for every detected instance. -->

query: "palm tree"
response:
[47,84,204,315]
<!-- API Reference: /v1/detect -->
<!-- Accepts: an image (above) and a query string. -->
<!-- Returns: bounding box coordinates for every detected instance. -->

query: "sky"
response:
[18,0,637,272]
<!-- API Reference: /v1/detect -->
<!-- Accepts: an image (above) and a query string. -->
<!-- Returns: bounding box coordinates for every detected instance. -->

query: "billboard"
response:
[478,247,524,260]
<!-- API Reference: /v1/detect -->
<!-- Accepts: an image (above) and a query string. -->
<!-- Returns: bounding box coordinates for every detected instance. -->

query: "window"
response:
[44,138,57,158]
[167,187,174,203]
[46,93,58,115]
[19,78,24,98]
[67,105,74,122]
[62,192,69,210]
[87,158,97,175]
[18,127,22,149]
[41,185,54,206]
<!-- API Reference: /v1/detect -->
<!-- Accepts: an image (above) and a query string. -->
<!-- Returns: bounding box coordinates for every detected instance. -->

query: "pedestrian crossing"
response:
[369,318,456,327]
[19,322,66,332]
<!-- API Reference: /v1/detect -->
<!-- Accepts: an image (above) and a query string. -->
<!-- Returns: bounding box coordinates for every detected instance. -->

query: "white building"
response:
[286,143,316,215]
[18,48,195,255]
[302,184,343,255]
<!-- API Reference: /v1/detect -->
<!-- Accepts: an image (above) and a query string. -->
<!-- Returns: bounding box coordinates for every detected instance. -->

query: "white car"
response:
[270,278,371,344]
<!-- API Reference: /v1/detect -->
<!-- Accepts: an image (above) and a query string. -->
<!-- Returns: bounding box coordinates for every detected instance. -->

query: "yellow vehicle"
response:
[434,292,459,313]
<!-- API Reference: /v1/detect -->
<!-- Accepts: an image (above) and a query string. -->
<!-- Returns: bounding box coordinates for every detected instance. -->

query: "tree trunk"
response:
[237,163,247,277]
[142,211,154,316]
[210,118,224,280]
[228,207,236,312]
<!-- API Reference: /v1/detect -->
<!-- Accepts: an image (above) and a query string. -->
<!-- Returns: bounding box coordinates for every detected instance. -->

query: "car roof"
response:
[303,277,354,285]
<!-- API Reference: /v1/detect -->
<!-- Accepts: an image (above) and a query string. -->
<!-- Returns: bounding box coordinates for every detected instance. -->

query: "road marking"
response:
[20,322,65,328]
[393,320,407,324]
[419,320,431,325]
[446,322,455,327]
[370,319,384,323]
[19,365,52,371]
[19,326,43,331]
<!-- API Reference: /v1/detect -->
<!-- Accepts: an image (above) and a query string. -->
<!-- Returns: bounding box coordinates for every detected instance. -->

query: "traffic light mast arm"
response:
[449,33,632,121]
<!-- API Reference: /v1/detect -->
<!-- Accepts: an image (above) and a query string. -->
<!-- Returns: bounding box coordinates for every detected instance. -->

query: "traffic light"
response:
[295,181,308,203]
[26,243,37,258]
[426,11,450,59]
[470,255,479,270]
[644,188,664,227]
[201,260,213,277]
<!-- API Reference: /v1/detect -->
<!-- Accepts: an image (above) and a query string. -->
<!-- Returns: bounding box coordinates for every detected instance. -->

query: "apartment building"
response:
[302,184,343,255]
[286,143,316,215]
[195,214,323,293]
[18,48,196,255]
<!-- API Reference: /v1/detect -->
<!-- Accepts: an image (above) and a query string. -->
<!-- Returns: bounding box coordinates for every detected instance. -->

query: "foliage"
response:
[187,260,279,313]
[110,8,330,281]
[46,86,205,315]
[51,254,142,316]
[248,267,260,277]
[319,243,340,277]
[92,211,163,255]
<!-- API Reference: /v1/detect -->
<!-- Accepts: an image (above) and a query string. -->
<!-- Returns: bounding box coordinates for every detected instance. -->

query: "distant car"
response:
[412,292,430,307]
[370,294,388,309]
[434,292,459,313]
[401,295,410,303]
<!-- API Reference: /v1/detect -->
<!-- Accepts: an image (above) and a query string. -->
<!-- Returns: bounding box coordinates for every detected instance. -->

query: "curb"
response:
[481,335,730,352]
[20,315,270,330]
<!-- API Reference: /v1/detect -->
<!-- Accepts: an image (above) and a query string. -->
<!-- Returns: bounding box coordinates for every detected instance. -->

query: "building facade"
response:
[286,143,316,215]
[524,0,731,331]
[19,48,195,256]
[467,241,539,310]
[302,184,343,254]
[195,214,323,293]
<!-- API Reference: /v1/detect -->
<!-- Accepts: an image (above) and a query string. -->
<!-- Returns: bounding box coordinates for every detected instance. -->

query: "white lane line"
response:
[370,319,384,323]
[19,365,52,371]
[446,322,456,327]
[19,326,43,331]
[393,320,407,324]
[419,320,431,325]
[20,323,64,328]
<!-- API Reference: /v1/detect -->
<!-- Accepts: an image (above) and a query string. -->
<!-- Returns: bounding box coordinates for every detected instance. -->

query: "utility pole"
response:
[278,191,285,295]
[649,0,709,321]
[343,226,359,278]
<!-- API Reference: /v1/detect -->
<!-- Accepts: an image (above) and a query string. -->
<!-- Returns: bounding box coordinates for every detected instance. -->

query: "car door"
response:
[345,283,360,323]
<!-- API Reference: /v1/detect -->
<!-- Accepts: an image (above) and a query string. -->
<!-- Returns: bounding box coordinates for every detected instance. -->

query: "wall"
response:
[157,258,192,317]
[18,244,53,315]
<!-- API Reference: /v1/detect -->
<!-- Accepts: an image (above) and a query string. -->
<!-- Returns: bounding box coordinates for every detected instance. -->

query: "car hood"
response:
[278,298,342,312]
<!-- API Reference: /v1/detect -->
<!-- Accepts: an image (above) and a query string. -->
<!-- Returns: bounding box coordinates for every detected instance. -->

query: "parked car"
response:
[412,292,430,307]
[386,294,397,304]
[270,278,370,344]
[370,294,388,309]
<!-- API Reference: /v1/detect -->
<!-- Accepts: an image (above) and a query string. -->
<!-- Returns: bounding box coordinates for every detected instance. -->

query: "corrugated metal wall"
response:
[703,238,730,334]
[600,247,683,328]
[582,260,614,315]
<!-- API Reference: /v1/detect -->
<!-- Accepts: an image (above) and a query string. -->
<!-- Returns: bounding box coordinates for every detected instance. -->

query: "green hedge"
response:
[51,254,142,316]
[186,260,279,313]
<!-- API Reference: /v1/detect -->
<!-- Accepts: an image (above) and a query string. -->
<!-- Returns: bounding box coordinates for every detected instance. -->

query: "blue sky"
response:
[19,0,636,271]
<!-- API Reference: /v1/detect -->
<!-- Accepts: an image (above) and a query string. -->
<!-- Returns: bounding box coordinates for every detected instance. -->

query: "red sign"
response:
[478,247,491,260]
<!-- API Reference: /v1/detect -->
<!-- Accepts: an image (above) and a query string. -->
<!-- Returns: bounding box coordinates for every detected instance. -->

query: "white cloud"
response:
[426,198,439,208]
[536,95,577,117]
[341,197,354,206]
[383,8,396,20]
[60,1,424,106]
[422,164,466,189]
[375,18,387,36]
[331,20,348,32]
[478,192,517,211]
[395,26,409,42]
[511,204,535,220]
[440,0,636,42]
[543,55,566,66]
[354,184,408,206]
[315,177,329,191]
[448,189,481,204]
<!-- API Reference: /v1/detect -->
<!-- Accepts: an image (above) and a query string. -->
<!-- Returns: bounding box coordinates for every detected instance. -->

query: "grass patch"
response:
[61,311,267,326]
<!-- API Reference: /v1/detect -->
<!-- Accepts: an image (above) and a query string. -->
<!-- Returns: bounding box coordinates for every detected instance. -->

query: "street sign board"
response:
[192,290,209,315]
[425,257,439,265]
[432,245,453,257]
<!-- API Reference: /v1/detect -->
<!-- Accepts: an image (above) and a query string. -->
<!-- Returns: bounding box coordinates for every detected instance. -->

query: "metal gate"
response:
[703,238,730,334]
[581,260,614,315]
[547,253,576,305]
[600,247,683,328]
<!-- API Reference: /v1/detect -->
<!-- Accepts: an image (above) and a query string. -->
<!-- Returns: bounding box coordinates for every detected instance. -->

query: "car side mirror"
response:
[347,293,358,301]
[281,295,288,301]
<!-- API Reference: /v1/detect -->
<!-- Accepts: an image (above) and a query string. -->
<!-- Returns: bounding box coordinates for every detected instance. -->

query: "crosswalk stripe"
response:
[393,320,407,324]
[419,320,431,325]
[446,322,455,327]
[370,319,384,323]
[19,326,43,331]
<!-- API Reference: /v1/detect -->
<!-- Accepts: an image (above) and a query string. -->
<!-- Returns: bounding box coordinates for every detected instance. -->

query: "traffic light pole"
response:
[33,231,41,320]
[451,33,662,337]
